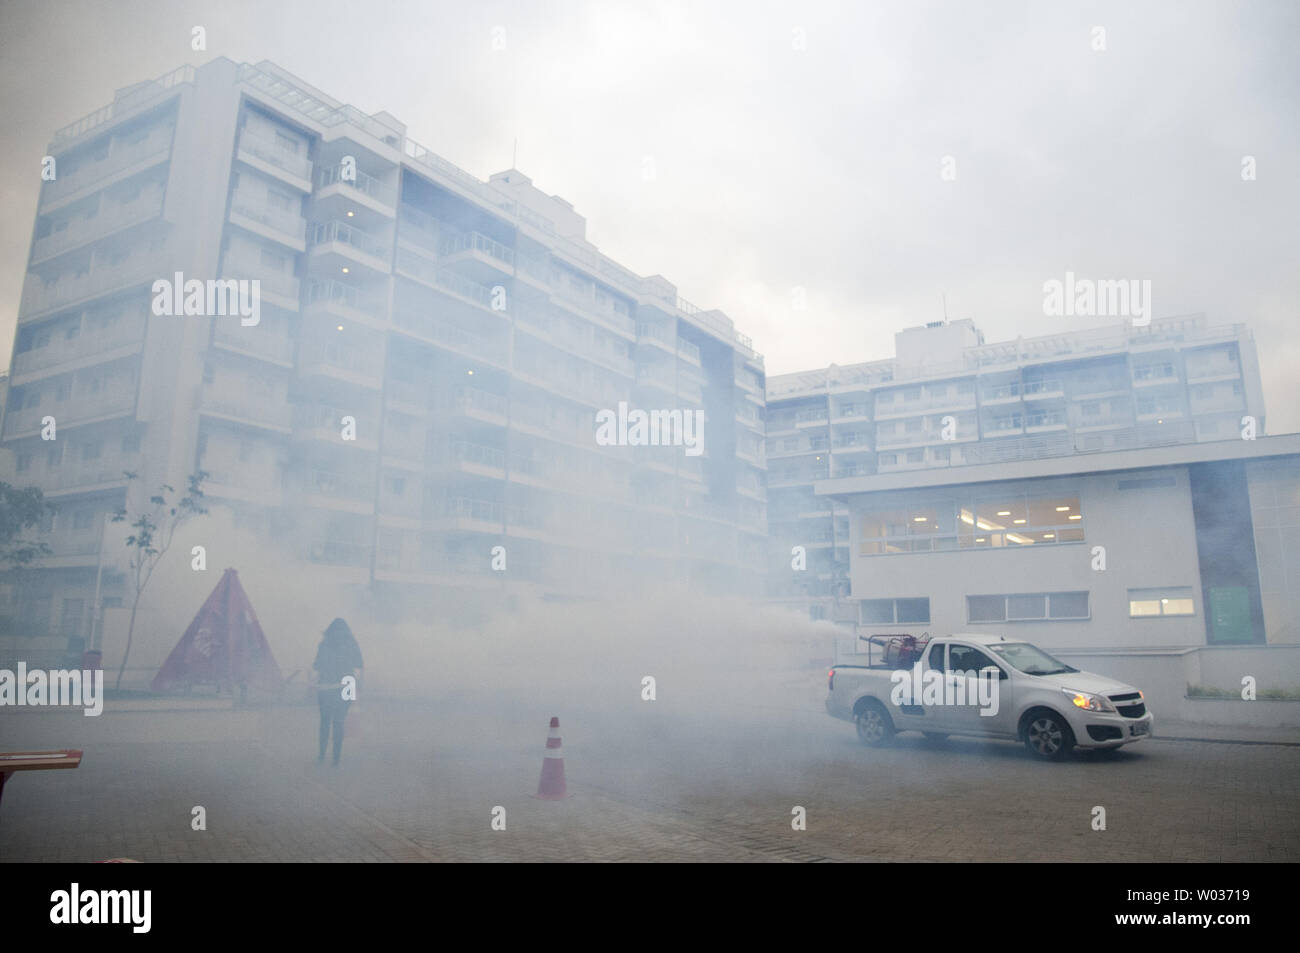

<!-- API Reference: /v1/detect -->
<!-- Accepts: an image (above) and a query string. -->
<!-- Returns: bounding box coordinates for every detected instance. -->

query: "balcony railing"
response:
[11,322,146,375]
[305,469,374,501]
[201,388,291,429]
[317,164,396,206]
[307,539,371,567]
[236,128,313,180]
[43,459,136,491]
[42,136,172,207]
[309,220,388,259]
[52,65,192,143]
[21,251,167,316]
[5,389,136,437]
[1022,379,1064,397]
[300,342,383,378]
[212,323,294,363]
[456,387,508,417]
[306,278,383,318]
[392,311,502,362]
[32,191,166,261]
[221,255,300,302]
[230,195,307,241]
[439,230,514,268]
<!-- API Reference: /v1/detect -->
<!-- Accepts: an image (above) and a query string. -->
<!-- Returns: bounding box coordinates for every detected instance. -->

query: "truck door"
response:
[945,644,1011,735]
[900,641,953,731]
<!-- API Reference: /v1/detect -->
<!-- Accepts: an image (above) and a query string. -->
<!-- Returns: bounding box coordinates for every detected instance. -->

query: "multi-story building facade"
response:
[766,315,1266,620]
[1,58,767,652]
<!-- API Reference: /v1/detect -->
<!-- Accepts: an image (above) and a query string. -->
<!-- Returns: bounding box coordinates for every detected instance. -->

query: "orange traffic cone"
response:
[533,716,569,800]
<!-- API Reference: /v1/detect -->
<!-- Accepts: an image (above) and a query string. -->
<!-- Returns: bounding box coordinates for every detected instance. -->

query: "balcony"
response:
[221,253,300,306]
[392,310,506,365]
[795,408,829,427]
[1022,379,1065,399]
[299,341,383,387]
[305,278,385,325]
[306,539,372,568]
[304,468,374,502]
[229,195,307,250]
[32,190,166,263]
[235,128,313,187]
[4,389,136,438]
[212,322,294,365]
[456,387,509,419]
[20,251,167,318]
[316,164,396,213]
[438,230,514,273]
[42,458,136,494]
[200,387,292,433]
[677,339,702,364]
[980,382,1021,403]
[11,321,146,379]
[41,132,173,209]
[309,220,390,268]
[441,441,506,472]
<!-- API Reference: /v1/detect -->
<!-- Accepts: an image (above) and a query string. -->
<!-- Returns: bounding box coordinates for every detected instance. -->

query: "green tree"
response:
[0,481,53,572]
[111,471,208,690]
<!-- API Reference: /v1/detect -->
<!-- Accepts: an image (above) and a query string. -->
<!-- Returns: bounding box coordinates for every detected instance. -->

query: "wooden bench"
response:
[0,750,83,809]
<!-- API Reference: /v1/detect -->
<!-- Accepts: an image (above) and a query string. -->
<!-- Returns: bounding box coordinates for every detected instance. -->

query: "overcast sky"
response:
[1,0,1297,430]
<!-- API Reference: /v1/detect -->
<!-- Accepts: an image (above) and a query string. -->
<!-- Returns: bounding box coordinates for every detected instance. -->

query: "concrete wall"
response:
[847,466,1206,651]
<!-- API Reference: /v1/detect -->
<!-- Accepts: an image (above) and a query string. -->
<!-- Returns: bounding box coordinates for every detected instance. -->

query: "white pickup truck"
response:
[825,633,1154,761]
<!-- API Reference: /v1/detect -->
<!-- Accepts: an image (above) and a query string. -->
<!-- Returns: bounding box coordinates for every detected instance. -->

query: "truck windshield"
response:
[987,642,1077,676]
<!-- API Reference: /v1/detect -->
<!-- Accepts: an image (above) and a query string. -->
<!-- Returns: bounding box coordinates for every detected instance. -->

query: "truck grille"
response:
[1108,692,1145,718]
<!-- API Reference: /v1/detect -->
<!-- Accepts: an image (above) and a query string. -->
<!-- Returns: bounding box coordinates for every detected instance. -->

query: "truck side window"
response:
[927,643,945,670]
[949,645,998,675]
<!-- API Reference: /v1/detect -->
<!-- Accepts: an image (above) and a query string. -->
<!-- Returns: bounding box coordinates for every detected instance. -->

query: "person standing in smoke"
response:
[312,618,364,766]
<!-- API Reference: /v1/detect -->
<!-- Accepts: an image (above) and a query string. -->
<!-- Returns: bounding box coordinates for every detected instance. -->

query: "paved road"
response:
[2,696,1297,862]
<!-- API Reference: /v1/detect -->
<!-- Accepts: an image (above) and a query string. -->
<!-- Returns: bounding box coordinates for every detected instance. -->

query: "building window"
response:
[1129,587,1195,617]
[860,597,931,625]
[967,591,1090,623]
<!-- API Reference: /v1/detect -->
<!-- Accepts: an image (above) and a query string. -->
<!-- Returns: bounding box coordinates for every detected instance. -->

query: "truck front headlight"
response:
[1063,688,1116,713]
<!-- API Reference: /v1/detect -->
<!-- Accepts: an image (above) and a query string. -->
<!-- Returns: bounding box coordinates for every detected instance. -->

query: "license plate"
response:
[1130,722,1150,736]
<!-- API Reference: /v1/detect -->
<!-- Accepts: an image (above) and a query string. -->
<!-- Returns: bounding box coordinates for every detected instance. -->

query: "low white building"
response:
[817,433,1300,723]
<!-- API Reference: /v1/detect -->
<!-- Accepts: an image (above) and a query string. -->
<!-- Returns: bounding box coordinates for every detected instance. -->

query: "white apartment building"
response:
[766,315,1266,621]
[1,58,768,658]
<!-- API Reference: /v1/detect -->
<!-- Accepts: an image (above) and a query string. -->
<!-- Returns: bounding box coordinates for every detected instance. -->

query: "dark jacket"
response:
[313,635,363,686]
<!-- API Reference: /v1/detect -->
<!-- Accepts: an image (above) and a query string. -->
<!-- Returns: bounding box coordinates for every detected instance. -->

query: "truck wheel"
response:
[1023,710,1075,761]
[855,701,895,747]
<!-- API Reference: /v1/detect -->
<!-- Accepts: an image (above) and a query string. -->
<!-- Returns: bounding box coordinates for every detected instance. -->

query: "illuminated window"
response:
[1129,587,1195,617]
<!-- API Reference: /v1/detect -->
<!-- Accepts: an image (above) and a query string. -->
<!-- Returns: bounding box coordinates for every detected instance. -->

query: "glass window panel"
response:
[1130,599,1161,617]
[975,498,1025,533]
[1027,496,1079,525]
[860,599,894,624]
[1007,594,1046,619]
[1049,591,1089,619]
[896,598,930,624]
[1162,598,1195,616]
[968,595,1005,622]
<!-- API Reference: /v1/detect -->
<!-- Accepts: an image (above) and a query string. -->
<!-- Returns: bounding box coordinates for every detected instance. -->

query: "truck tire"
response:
[855,700,895,747]
[1023,709,1075,761]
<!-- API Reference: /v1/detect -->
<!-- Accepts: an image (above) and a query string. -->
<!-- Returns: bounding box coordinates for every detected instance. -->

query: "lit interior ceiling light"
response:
[912,516,928,522]
[346,210,354,217]
[336,325,344,331]
[1044,533,1055,539]
[341,267,349,273]
[975,537,986,543]
[1056,506,1071,511]
[1013,519,1026,524]
[997,510,1011,516]
[977,521,993,530]
[1068,514,1082,521]
[467,369,474,375]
